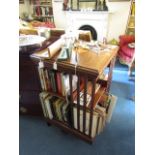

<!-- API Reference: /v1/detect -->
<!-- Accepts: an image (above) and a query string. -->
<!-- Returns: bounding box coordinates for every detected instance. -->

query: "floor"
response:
[19,59,135,155]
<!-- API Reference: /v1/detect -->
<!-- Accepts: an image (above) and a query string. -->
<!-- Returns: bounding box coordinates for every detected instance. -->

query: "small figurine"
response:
[98,0,102,11]
[103,0,108,11]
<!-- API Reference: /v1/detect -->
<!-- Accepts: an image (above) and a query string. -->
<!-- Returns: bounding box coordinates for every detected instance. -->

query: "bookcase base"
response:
[45,118,94,144]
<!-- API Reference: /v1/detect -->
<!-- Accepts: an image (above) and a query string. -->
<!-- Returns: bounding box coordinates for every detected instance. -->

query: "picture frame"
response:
[109,0,130,2]
[19,0,24,4]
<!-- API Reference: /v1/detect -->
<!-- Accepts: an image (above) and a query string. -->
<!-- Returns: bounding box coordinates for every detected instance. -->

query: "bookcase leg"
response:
[47,122,51,126]
[61,129,69,135]
[106,57,116,93]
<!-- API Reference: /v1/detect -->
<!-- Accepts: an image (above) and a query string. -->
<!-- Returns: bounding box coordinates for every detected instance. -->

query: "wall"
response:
[52,1,131,41]
[19,1,131,41]
[19,0,31,18]
[107,1,131,40]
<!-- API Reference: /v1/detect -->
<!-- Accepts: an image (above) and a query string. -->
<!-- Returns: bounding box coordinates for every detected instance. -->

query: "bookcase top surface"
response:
[31,39,118,76]
[67,45,118,75]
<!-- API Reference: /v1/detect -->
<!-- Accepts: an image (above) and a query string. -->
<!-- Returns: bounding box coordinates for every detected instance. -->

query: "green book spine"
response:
[49,70,56,92]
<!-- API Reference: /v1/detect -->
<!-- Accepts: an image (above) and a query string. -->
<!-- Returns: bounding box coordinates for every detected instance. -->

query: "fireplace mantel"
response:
[65,11,110,42]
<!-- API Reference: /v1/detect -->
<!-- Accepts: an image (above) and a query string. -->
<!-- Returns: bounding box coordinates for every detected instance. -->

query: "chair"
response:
[118,35,135,75]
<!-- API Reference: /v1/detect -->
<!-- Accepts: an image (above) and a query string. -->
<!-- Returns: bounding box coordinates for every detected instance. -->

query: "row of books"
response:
[39,91,117,137]
[39,91,106,137]
[34,6,53,16]
[73,81,101,107]
[73,104,106,138]
[38,67,77,96]
[40,92,71,123]
[73,93,117,137]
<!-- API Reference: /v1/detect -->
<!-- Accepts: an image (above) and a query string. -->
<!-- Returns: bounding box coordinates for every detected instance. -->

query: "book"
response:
[52,98,63,120]
[74,91,91,106]
[38,67,45,90]
[73,106,99,138]
[44,95,53,119]
[73,81,100,107]
[60,73,66,96]
[95,105,106,134]
[44,69,51,91]
[42,68,47,91]
[56,72,62,95]
[106,94,117,123]
[61,101,70,122]
[39,92,51,118]
[49,96,58,118]
[56,99,64,121]
[49,70,57,92]
[98,93,117,123]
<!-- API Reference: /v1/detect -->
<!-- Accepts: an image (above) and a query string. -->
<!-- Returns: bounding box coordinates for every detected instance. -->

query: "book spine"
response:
[39,92,50,118]
[60,73,66,96]
[49,70,56,92]
[49,97,57,118]
[45,96,53,119]
[45,69,52,91]
[106,95,117,123]
[42,68,47,91]
[56,72,62,95]
[38,67,44,90]
[39,93,47,117]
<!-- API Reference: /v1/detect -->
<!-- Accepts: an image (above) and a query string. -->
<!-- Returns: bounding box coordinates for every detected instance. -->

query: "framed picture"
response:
[19,0,24,4]
[54,0,63,2]
[109,0,130,2]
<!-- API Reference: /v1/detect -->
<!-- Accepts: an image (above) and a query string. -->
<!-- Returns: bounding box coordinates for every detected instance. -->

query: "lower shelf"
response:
[45,118,94,143]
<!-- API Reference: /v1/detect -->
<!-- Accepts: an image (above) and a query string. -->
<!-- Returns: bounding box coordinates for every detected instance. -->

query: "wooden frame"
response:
[19,0,24,4]
[109,0,130,2]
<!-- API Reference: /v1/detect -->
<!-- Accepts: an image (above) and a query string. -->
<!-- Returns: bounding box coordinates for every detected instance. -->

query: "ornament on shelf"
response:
[103,0,108,11]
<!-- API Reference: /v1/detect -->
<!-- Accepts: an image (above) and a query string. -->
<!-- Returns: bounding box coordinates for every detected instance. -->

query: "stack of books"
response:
[38,67,78,96]
[73,93,117,137]
[39,92,71,123]
[73,104,106,138]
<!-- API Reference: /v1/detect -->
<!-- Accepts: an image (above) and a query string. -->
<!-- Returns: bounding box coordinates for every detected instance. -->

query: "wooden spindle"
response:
[69,73,74,127]
[106,57,116,93]
[83,76,88,134]
[89,79,96,137]
[77,75,80,130]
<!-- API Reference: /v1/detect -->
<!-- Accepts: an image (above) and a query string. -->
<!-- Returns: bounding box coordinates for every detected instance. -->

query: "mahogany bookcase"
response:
[31,40,118,143]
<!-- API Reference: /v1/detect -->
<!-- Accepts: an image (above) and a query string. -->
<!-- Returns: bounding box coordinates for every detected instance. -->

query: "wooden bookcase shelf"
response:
[31,39,118,143]
[31,0,54,22]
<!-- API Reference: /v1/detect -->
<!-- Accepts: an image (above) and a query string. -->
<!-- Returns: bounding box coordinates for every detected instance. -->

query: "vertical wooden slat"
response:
[106,57,116,93]
[89,79,96,137]
[83,76,88,134]
[77,75,80,130]
[69,73,74,127]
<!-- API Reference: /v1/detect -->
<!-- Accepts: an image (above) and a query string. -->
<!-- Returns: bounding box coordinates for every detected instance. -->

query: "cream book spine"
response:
[106,95,117,123]
[45,96,53,120]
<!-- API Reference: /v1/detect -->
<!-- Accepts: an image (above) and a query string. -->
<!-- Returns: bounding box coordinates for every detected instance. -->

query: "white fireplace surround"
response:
[65,11,109,42]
